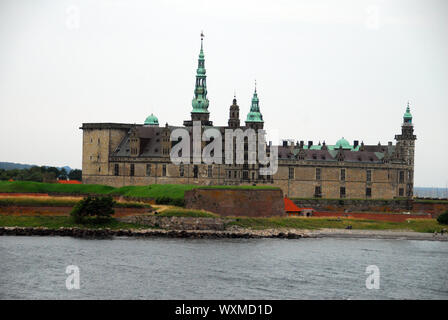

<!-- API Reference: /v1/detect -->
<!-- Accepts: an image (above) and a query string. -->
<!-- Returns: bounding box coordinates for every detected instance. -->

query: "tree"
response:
[437,211,448,225]
[70,196,115,224]
[58,168,68,180]
[68,169,82,181]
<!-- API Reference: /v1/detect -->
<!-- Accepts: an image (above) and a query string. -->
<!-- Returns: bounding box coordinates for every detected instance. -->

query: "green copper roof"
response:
[403,102,412,122]
[246,87,264,123]
[191,34,209,114]
[335,137,351,149]
[144,113,159,125]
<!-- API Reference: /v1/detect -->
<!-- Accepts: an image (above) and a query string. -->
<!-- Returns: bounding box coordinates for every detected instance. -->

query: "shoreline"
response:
[1,226,447,241]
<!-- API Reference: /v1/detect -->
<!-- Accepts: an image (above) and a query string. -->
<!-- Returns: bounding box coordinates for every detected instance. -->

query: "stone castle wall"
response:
[292,198,413,212]
[184,188,285,217]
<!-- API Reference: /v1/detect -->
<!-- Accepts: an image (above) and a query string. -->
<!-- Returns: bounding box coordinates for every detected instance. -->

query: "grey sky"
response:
[0,0,447,187]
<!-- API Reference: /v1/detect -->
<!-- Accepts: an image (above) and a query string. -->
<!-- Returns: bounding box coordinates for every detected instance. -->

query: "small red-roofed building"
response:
[284,197,315,217]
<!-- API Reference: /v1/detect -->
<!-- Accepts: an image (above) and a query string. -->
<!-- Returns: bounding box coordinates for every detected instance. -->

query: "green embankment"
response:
[0,181,278,201]
[0,198,151,208]
[157,209,219,218]
[227,217,445,233]
[0,216,149,230]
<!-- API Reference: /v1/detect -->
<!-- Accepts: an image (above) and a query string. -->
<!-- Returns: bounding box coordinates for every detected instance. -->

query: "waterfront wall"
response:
[185,188,285,217]
[117,216,226,230]
[292,198,412,213]
[412,202,448,217]
[292,198,448,217]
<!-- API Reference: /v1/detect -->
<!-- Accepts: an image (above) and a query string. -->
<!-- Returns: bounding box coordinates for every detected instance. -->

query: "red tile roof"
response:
[284,197,301,212]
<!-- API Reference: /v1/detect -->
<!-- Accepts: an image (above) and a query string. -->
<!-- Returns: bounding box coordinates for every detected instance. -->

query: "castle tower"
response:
[184,32,212,127]
[395,102,416,197]
[245,84,264,130]
[228,95,240,128]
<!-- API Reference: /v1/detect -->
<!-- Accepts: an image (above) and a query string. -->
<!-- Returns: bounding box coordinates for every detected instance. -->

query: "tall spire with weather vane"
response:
[245,80,264,129]
[185,32,212,126]
[191,31,209,114]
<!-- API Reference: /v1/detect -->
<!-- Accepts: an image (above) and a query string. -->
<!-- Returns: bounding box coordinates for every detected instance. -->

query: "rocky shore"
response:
[0,226,303,239]
[1,226,447,241]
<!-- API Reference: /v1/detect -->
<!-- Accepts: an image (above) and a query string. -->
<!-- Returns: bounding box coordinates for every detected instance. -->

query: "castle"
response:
[81,35,416,199]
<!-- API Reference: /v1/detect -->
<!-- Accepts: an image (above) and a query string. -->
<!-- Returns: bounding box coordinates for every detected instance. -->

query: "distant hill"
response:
[0,162,73,173]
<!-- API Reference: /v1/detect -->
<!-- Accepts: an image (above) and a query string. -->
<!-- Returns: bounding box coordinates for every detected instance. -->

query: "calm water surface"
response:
[1,236,447,299]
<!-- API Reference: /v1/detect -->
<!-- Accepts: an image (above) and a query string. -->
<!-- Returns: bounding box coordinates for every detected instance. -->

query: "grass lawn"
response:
[0,197,151,209]
[0,215,148,230]
[0,181,279,201]
[157,208,219,218]
[227,216,446,233]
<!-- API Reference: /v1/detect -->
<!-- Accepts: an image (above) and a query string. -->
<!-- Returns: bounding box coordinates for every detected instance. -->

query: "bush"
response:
[155,196,185,207]
[70,196,115,224]
[437,211,448,225]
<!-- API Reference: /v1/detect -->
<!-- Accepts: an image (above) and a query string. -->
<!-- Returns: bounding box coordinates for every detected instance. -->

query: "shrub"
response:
[70,196,115,224]
[155,196,185,207]
[437,211,448,225]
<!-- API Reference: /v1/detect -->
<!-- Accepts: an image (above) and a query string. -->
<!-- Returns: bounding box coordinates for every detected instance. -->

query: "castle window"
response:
[289,167,294,179]
[399,171,404,183]
[208,165,212,178]
[366,170,371,182]
[193,165,198,179]
[340,187,346,198]
[234,171,237,179]
[98,166,101,172]
[399,188,404,197]
[252,172,255,180]
[130,164,135,176]
[162,164,167,176]
[146,164,151,176]
[314,186,322,198]
[98,138,100,144]
[228,171,231,178]
[114,164,119,176]
[316,168,321,181]
[340,169,346,181]
[366,187,372,198]
[179,164,184,177]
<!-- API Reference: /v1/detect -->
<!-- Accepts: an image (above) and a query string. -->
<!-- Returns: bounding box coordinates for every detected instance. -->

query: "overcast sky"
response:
[0,0,447,187]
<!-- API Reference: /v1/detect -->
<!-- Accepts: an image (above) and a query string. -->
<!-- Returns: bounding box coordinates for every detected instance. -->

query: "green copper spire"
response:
[403,101,412,123]
[191,32,209,114]
[246,82,264,123]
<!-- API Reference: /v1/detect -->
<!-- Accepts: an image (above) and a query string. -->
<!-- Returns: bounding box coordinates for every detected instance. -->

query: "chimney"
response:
[282,140,288,147]
[308,141,313,148]
[388,141,392,147]
[300,140,304,148]
[353,140,359,148]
